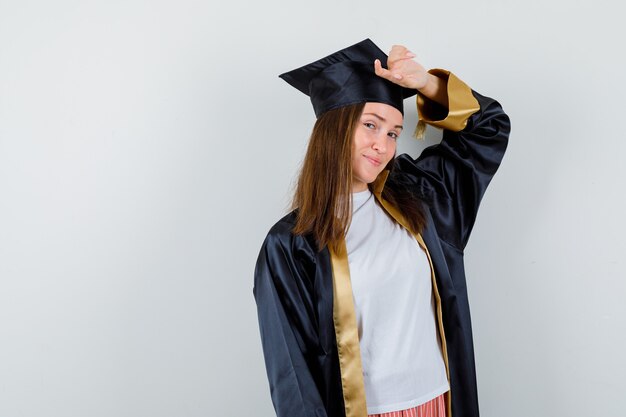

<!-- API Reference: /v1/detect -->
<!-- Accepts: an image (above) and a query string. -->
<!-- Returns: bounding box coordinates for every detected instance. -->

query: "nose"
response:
[372,132,388,153]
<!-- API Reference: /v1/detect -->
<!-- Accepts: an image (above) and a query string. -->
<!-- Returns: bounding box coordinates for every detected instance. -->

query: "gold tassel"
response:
[413,120,426,140]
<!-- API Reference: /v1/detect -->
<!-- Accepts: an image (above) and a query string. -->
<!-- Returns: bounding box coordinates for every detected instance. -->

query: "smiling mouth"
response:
[364,155,381,166]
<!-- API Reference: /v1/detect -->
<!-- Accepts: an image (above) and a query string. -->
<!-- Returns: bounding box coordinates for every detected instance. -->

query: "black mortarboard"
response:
[279,38,417,118]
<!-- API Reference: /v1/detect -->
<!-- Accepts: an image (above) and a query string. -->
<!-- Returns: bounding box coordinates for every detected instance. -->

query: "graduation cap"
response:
[279,39,417,118]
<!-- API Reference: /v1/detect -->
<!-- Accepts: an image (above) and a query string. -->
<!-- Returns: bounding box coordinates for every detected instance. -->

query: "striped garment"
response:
[368,393,446,417]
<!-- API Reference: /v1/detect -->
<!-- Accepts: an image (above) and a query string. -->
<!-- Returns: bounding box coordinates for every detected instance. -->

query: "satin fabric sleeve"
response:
[253,231,328,417]
[395,69,511,249]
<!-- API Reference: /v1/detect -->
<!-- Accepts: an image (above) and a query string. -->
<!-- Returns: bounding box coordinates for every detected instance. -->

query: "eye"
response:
[364,122,376,129]
[388,131,399,140]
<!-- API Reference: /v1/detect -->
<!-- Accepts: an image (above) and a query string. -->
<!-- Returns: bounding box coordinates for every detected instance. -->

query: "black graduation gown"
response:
[253,70,511,417]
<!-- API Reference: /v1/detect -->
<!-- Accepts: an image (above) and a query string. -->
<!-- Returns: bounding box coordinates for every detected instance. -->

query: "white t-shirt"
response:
[345,189,449,414]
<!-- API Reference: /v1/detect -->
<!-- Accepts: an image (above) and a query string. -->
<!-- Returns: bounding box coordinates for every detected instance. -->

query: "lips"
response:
[363,155,381,166]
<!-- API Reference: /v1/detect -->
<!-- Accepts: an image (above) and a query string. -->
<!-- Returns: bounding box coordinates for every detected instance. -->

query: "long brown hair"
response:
[291,103,426,251]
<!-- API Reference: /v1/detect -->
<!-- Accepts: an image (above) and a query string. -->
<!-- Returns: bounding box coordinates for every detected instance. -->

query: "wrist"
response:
[417,73,438,96]
[417,73,448,107]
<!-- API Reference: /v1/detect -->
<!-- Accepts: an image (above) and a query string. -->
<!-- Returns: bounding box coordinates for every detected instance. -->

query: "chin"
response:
[354,167,384,188]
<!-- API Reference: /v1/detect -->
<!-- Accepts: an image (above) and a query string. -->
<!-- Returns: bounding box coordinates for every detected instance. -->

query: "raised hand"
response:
[375,44,448,107]
[374,45,429,90]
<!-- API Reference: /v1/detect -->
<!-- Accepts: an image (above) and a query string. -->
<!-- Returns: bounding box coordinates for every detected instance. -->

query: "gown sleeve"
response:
[253,230,328,417]
[394,69,512,250]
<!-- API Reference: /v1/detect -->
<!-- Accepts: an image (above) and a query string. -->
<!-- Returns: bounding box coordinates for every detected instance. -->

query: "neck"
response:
[352,182,368,193]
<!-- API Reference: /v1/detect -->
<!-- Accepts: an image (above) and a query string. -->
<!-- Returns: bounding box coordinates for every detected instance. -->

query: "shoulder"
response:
[386,156,433,201]
[267,210,298,238]
[255,210,320,285]
[255,212,298,280]
[261,210,318,255]
[262,211,299,251]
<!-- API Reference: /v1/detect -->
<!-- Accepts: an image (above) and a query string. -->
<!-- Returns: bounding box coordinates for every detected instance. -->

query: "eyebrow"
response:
[362,113,403,130]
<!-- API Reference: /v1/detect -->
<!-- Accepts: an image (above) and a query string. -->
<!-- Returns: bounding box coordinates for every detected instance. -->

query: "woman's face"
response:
[351,102,403,192]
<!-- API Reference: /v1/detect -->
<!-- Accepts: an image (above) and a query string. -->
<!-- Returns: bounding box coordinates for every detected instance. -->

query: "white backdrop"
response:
[1,1,624,416]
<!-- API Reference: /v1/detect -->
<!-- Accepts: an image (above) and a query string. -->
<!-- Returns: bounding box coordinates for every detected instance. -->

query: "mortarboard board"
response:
[279,38,417,118]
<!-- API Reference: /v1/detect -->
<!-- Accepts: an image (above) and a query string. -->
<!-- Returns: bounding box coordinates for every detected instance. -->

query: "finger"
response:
[390,45,416,58]
[388,45,408,63]
[388,46,416,65]
[374,59,391,78]
[374,59,403,82]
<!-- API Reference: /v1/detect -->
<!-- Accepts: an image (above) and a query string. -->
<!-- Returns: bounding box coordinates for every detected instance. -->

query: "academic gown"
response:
[253,69,511,417]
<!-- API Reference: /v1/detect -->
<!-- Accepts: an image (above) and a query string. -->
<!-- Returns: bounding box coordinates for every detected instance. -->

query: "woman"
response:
[254,39,511,417]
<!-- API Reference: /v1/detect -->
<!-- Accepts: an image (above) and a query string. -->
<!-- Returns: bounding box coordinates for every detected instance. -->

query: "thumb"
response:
[374,59,391,79]
[374,59,402,81]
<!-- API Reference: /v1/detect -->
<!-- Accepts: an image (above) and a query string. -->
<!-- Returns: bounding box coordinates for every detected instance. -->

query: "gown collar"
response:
[372,169,390,197]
